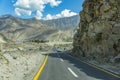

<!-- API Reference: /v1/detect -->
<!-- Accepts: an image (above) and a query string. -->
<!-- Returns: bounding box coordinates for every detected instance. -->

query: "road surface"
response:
[38,53,120,80]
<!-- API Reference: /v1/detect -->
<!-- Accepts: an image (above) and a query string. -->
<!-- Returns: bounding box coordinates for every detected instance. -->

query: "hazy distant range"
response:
[0,15,79,42]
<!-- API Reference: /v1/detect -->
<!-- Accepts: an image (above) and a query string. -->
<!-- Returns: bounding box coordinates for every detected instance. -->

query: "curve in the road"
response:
[67,54,120,79]
[34,53,120,80]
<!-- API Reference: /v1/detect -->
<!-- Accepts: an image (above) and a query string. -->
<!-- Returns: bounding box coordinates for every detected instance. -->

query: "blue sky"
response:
[0,0,84,19]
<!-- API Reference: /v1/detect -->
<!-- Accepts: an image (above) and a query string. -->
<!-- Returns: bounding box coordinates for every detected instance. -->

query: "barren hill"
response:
[0,15,79,42]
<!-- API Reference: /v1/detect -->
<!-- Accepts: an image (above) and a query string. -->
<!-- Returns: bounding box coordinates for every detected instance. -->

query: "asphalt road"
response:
[38,53,120,80]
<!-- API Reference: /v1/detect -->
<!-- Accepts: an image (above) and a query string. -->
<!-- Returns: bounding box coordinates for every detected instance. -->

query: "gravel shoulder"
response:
[0,43,46,80]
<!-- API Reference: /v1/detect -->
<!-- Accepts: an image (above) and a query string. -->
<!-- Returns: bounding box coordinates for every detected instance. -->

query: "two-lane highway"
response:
[38,53,120,80]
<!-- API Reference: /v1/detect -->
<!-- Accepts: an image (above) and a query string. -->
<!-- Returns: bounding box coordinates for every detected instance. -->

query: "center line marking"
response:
[68,67,78,78]
[60,59,64,62]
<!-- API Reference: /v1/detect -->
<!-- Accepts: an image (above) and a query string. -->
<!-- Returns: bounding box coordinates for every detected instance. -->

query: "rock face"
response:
[42,15,80,30]
[73,0,120,63]
[0,34,7,43]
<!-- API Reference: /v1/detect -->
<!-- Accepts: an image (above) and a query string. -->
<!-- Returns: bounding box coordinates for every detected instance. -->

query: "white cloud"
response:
[44,9,77,20]
[14,0,62,19]
[15,8,32,16]
[35,10,43,19]
[47,0,62,7]
[61,9,77,17]
[45,14,53,20]
[14,0,76,20]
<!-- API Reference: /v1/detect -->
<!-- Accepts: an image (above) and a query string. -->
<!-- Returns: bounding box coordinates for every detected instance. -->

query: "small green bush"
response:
[32,39,48,43]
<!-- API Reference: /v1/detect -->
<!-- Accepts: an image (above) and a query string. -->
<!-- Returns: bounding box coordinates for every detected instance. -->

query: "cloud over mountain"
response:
[14,0,78,20]
[44,9,77,20]
[14,0,62,19]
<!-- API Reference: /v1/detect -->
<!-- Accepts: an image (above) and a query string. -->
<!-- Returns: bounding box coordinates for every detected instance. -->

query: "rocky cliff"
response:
[73,0,120,63]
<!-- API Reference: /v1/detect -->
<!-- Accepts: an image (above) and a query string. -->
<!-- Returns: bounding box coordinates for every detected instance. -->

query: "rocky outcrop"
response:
[73,0,120,63]
[0,33,7,43]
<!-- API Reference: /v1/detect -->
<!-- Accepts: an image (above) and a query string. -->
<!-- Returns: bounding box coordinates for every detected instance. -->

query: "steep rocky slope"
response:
[41,15,79,30]
[73,0,120,63]
[0,33,7,43]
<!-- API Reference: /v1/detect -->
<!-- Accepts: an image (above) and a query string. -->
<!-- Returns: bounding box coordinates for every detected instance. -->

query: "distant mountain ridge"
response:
[0,15,79,42]
[41,15,80,30]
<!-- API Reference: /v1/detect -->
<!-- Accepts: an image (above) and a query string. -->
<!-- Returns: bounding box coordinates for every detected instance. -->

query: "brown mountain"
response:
[0,15,79,42]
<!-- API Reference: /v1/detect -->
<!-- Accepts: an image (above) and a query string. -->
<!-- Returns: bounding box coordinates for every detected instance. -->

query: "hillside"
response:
[42,15,79,30]
[0,33,7,43]
[0,15,78,42]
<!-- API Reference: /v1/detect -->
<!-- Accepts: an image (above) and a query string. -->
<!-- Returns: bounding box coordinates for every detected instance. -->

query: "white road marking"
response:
[60,58,64,62]
[68,67,78,78]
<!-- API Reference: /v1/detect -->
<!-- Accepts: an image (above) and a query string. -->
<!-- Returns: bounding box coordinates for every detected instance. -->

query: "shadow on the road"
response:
[42,52,119,80]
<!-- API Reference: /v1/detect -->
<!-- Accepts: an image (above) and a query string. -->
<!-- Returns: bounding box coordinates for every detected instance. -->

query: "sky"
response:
[0,0,84,20]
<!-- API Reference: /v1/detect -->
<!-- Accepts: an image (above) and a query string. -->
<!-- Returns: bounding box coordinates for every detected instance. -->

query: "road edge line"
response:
[64,53,120,79]
[33,54,48,80]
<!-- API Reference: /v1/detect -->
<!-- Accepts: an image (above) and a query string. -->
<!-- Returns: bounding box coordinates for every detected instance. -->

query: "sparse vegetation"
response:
[32,39,48,43]
[64,37,73,42]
